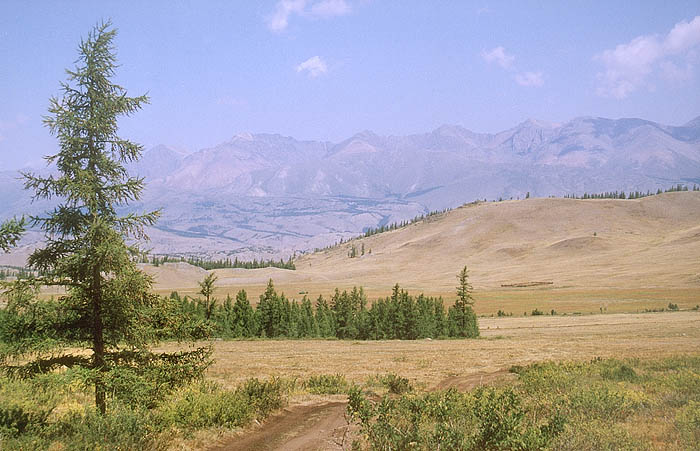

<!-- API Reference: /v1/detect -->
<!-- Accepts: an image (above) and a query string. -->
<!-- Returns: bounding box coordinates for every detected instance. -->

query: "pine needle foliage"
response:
[0,218,25,252]
[1,21,210,415]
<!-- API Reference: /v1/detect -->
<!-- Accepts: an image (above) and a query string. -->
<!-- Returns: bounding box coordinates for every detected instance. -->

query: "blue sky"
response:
[1,0,699,169]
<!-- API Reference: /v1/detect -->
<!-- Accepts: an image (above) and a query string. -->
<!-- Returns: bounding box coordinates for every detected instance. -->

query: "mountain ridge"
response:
[2,114,699,259]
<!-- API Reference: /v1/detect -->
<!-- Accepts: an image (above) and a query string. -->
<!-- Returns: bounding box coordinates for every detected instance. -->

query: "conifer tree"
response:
[232,289,257,337]
[1,22,209,414]
[315,294,335,337]
[256,280,276,337]
[298,296,318,337]
[449,266,479,337]
[198,273,218,320]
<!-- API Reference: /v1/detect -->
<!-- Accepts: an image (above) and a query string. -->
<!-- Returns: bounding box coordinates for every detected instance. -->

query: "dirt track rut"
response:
[214,400,350,451]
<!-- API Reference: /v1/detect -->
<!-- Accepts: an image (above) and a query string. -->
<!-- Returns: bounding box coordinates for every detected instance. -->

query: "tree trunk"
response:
[92,267,106,415]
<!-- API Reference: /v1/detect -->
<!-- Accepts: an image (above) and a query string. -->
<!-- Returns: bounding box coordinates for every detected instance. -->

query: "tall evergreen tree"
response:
[232,290,257,337]
[315,294,335,337]
[257,279,285,337]
[449,266,479,338]
[1,22,209,414]
[298,296,318,337]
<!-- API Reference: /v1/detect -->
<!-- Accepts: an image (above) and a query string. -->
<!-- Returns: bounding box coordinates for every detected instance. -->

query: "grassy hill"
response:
[144,192,700,313]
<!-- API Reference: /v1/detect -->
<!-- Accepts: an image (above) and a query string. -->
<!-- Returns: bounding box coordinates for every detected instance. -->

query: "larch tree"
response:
[449,266,479,337]
[198,273,218,320]
[0,218,25,252]
[1,21,209,415]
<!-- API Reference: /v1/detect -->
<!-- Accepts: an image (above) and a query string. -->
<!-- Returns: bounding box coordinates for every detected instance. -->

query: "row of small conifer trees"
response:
[139,254,296,270]
[171,275,478,340]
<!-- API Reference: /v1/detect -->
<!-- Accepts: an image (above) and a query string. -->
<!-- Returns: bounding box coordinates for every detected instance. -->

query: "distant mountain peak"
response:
[232,132,255,141]
[517,118,559,129]
[144,144,188,158]
[432,124,474,136]
[352,130,379,140]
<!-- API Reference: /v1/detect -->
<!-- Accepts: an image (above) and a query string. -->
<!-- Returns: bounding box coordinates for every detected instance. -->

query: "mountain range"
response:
[2,115,699,260]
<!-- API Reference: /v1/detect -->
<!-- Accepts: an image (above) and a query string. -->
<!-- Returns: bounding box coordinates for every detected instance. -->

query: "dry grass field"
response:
[160,311,700,390]
[173,311,700,450]
[144,192,700,315]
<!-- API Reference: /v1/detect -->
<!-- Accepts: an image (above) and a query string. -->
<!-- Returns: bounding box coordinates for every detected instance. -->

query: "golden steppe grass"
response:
[145,192,700,314]
[158,311,700,390]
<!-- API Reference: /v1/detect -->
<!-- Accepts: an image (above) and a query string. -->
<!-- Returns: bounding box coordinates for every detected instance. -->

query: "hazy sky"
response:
[1,1,699,169]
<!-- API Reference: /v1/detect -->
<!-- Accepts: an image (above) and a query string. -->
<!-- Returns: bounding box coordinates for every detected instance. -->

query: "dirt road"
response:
[214,400,351,451]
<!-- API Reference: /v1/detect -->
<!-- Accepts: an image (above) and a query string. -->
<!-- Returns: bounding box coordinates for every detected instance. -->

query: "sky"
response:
[1,0,699,169]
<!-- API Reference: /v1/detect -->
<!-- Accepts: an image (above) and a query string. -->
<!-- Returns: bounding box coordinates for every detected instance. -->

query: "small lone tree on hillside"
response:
[448,266,479,337]
[0,21,209,415]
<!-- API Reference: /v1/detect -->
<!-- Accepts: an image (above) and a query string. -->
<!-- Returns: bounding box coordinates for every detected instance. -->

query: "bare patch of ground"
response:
[435,368,516,391]
[212,400,351,451]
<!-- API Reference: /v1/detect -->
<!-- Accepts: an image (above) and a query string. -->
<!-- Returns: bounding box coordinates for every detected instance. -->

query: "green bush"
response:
[163,381,252,430]
[601,363,638,382]
[0,375,288,449]
[381,373,413,394]
[162,377,287,430]
[568,386,639,421]
[237,377,287,419]
[303,374,349,394]
[1,404,169,451]
[0,375,61,438]
[53,405,167,450]
[347,385,563,450]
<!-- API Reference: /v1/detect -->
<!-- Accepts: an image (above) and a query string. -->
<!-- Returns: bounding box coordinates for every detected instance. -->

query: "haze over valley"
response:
[3,115,699,260]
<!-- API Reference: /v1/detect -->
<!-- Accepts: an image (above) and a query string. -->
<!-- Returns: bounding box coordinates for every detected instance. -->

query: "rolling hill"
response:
[139,192,700,313]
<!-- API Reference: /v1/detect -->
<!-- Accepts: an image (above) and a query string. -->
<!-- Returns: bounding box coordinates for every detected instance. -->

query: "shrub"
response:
[303,374,349,394]
[236,377,287,419]
[51,405,167,450]
[531,308,544,316]
[381,373,413,394]
[601,363,638,382]
[162,377,286,431]
[668,302,679,311]
[567,386,640,421]
[347,385,563,450]
[0,375,61,437]
[163,381,253,430]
